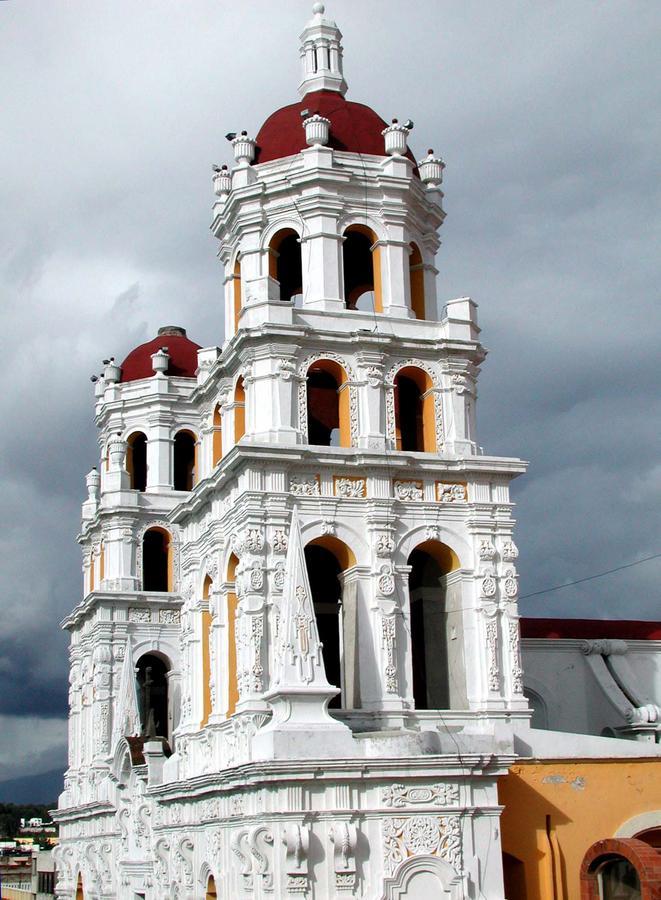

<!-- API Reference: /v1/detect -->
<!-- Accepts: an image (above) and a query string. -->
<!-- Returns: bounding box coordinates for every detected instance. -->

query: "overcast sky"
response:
[1,0,659,787]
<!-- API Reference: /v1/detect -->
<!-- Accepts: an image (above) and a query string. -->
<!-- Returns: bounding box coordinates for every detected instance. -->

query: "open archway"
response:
[201,575,213,727]
[269,228,303,303]
[233,257,242,332]
[206,874,218,899]
[409,242,426,320]
[394,366,435,452]
[135,652,170,740]
[342,224,382,311]
[173,430,196,491]
[212,404,223,466]
[75,874,84,900]
[306,359,350,447]
[304,536,356,708]
[234,377,246,443]
[226,553,239,717]
[126,431,147,491]
[142,527,172,592]
[407,539,461,710]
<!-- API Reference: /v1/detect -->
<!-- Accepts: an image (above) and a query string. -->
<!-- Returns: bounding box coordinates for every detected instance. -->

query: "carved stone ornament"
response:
[478,539,496,561]
[381,616,398,693]
[425,524,440,542]
[509,620,524,694]
[365,365,383,388]
[321,519,336,536]
[235,527,264,555]
[128,607,151,623]
[382,783,460,808]
[503,567,518,598]
[335,476,366,499]
[159,608,180,624]
[486,619,500,692]
[377,565,396,597]
[502,540,519,562]
[382,815,462,877]
[298,353,359,446]
[273,561,286,591]
[282,823,310,894]
[329,822,358,892]
[375,533,395,558]
[249,562,264,592]
[436,482,467,503]
[394,480,424,501]
[278,359,297,381]
[289,473,320,496]
[272,529,288,554]
[480,573,497,598]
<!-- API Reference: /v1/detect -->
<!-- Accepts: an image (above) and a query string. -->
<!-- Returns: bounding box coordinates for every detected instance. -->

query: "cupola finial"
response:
[298,4,347,99]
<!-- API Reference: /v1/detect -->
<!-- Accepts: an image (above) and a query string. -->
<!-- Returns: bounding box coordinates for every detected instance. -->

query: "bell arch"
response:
[298,354,358,448]
[75,872,84,900]
[381,854,462,899]
[234,376,246,443]
[304,535,357,708]
[407,538,462,710]
[201,574,213,727]
[409,241,426,320]
[141,526,174,592]
[173,429,197,491]
[126,431,147,491]
[386,359,442,452]
[232,256,242,332]
[268,227,303,303]
[212,403,223,466]
[342,223,383,312]
[205,873,218,898]
[225,552,239,717]
[135,651,171,740]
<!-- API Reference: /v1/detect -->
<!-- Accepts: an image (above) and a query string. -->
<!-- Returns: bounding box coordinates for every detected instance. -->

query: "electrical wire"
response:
[519,552,661,600]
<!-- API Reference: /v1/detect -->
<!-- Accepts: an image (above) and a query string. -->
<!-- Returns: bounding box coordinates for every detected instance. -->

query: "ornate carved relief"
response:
[329,822,358,892]
[272,529,288,554]
[502,567,518,599]
[297,353,359,446]
[502,540,519,562]
[436,482,468,503]
[135,520,180,591]
[128,607,151,623]
[508,620,523,694]
[486,619,500,692]
[382,815,462,877]
[282,823,310,895]
[394,480,424,501]
[381,615,398,694]
[377,566,396,597]
[478,539,496,561]
[334,476,367,499]
[289,473,320,496]
[374,533,395,558]
[249,825,275,892]
[385,359,443,448]
[382,783,460,808]
[159,609,180,624]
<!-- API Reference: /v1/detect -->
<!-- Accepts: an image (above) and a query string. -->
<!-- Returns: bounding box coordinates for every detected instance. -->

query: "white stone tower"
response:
[54,6,528,898]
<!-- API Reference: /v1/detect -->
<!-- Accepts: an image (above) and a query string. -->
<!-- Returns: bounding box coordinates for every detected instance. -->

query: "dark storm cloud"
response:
[1,1,659,778]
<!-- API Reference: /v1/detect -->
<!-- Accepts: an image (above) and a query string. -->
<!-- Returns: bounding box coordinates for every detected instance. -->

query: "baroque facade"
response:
[52,6,661,900]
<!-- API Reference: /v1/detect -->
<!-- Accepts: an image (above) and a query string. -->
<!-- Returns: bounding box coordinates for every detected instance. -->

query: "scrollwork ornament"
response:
[503,567,518,598]
[377,565,396,596]
[374,533,395,558]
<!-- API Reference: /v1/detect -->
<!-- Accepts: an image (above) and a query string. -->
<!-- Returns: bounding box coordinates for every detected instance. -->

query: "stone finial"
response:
[107,433,127,471]
[302,114,331,147]
[418,149,445,186]
[86,467,100,503]
[103,357,121,384]
[232,131,256,165]
[299,4,347,98]
[212,164,231,197]
[151,346,169,376]
[381,119,410,156]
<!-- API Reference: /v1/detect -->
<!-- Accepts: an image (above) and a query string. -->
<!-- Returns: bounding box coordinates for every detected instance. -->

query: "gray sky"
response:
[1,0,659,785]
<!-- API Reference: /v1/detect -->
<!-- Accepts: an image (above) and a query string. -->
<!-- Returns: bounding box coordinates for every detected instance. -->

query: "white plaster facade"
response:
[53,6,661,899]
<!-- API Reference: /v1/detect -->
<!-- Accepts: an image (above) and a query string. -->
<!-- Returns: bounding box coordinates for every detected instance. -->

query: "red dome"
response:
[119,327,201,382]
[254,90,417,167]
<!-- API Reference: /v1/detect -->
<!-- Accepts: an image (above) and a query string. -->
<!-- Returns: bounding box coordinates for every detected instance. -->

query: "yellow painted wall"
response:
[499,758,661,900]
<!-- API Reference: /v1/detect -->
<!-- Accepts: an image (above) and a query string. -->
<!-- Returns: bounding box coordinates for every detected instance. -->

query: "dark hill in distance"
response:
[0,767,64,805]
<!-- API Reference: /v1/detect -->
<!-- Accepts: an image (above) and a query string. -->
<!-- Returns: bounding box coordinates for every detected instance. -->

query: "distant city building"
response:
[52,5,661,898]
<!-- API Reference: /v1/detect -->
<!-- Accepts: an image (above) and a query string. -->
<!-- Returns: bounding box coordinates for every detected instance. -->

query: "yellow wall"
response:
[499,758,661,900]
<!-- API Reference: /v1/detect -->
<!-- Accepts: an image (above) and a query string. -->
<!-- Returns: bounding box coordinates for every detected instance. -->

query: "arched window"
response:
[233,257,242,332]
[342,225,382,311]
[394,366,435,452]
[597,858,641,899]
[126,431,147,491]
[226,554,239,717]
[269,228,303,303]
[201,575,213,727]
[206,875,218,899]
[173,430,196,491]
[306,359,350,447]
[135,653,170,740]
[99,542,105,585]
[409,242,425,320]
[75,874,84,900]
[142,527,172,592]
[234,377,246,443]
[212,404,223,466]
[304,536,356,708]
[407,540,460,709]
[523,687,549,730]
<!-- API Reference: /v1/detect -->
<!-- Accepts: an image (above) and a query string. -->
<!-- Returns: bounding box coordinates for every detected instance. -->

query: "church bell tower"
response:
[55,6,528,898]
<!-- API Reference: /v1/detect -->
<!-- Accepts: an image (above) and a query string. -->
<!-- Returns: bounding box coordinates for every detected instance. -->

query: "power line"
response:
[519,552,661,600]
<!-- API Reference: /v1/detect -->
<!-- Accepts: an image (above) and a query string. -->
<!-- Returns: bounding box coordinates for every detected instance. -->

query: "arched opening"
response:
[206,875,218,899]
[342,225,382,312]
[306,359,350,447]
[409,242,425,320]
[226,553,239,717]
[596,857,641,899]
[407,540,461,710]
[135,653,170,740]
[142,527,172,592]
[523,687,549,729]
[212,404,223,466]
[233,257,242,332]
[126,431,147,491]
[394,366,435,452]
[88,553,95,594]
[635,828,661,849]
[173,430,196,491]
[234,377,246,443]
[304,536,356,708]
[75,874,84,900]
[99,542,105,585]
[269,228,303,303]
[502,852,527,900]
[201,575,213,727]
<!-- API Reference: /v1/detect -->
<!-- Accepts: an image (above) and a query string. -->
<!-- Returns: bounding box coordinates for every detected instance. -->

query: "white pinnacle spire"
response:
[298,3,348,98]
[252,507,354,760]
